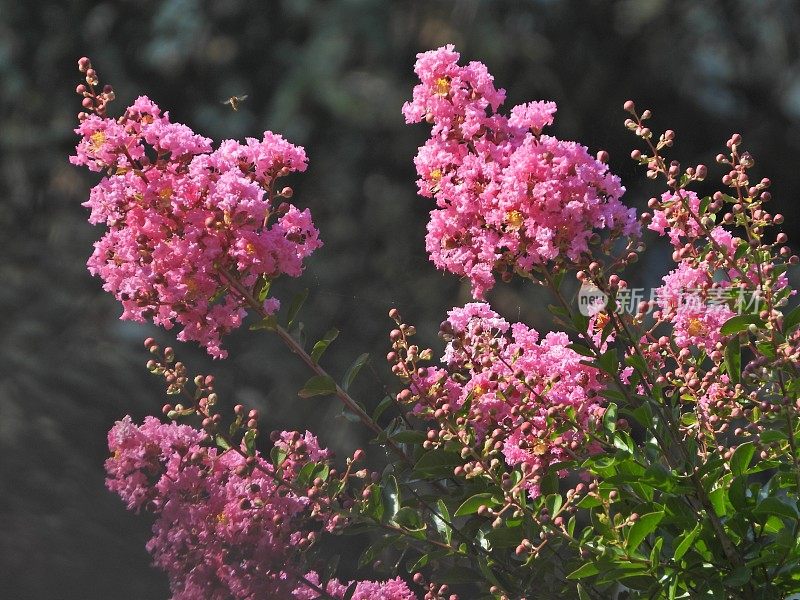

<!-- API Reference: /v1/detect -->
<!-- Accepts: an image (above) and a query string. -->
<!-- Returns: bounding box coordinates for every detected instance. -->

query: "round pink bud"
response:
[78,57,91,72]
[623,100,635,112]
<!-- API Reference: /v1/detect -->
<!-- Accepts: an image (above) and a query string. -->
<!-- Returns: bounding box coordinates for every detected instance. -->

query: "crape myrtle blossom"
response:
[403,45,638,298]
[394,303,605,498]
[293,571,417,600]
[106,416,339,599]
[654,262,736,352]
[72,60,321,358]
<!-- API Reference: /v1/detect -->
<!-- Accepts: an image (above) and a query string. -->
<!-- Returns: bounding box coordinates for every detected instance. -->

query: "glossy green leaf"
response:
[566,562,601,580]
[603,402,618,434]
[724,335,741,385]
[310,327,339,363]
[286,288,309,328]
[413,450,462,478]
[243,429,257,456]
[298,374,337,398]
[249,315,277,331]
[720,314,764,335]
[673,523,700,560]
[626,511,664,551]
[382,475,400,520]
[730,441,755,476]
[783,305,800,333]
[432,499,452,545]
[454,493,501,517]
[342,353,370,391]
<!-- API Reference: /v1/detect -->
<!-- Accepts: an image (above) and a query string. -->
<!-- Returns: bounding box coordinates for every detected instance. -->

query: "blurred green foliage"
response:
[2,0,800,597]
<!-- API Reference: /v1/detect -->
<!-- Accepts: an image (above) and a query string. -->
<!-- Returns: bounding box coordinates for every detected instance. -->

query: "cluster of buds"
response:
[76,56,115,119]
[626,100,707,186]
[387,308,433,385]
[411,572,458,600]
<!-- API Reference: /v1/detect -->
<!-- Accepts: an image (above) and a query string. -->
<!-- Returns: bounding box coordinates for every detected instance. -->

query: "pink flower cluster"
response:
[403,45,638,298]
[293,571,417,600]
[72,95,321,357]
[654,262,735,352]
[105,416,333,599]
[406,303,605,497]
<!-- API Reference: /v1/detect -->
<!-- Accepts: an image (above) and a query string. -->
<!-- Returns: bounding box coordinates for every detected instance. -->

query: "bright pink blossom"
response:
[408,303,604,497]
[293,572,417,600]
[106,417,335,599]
[73,97,321,358]
[404,46,638,298]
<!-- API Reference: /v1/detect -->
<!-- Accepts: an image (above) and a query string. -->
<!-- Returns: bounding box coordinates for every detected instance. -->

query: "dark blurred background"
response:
[2,1,800,598]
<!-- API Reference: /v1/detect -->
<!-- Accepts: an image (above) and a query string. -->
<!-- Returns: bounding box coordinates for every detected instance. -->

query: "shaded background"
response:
[2,0,800,598]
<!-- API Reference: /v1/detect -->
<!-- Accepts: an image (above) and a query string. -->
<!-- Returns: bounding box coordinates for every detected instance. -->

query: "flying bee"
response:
[221,95,248,111]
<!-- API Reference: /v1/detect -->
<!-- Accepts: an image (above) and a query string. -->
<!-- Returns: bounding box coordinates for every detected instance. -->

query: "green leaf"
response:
[243,429,257,456]
[650,536,663,565]
[723,566,751,588]
[673,523,701,560]
[215,435,231,451]
[721,314,764,335]
[568,343,594,357]
[783,305,800,333]
[414,450,462,478]
[566,562,601,580]
[545,493,563,517]
[454,493,501,517]
[298,375,337,398]
[297,462,318,488]
[730,441,755,476]
[249,315,277,331]
[382,475,400,520]
[603,402,618,434]
[372,396,393,422]
[270,445,287,468]
[342,581,358,600]
[209,284,230,303]
[626,511,664,551]
[724,335,741,385]
[286,288,309,328]
[310,328,339,363]
[754,496,799,521]
[597,348,619,376]
[734,241,749,261]
[393,507,424,532]
[708,487,727,517]
[255,276,271,302]
[432,499,452,545]
[342,353,370,391]
[407,553,431,573]
[576,583,591,600]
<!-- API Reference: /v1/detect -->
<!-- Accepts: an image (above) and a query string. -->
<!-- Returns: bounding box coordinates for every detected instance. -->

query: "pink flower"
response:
[293,572,417,600]
[655,263,735,351]
[106,417,337,599]
[404,46,638,298]
[407,303,605,497]
[73,96,321,358]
